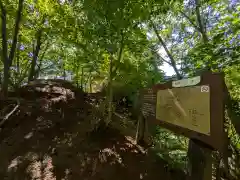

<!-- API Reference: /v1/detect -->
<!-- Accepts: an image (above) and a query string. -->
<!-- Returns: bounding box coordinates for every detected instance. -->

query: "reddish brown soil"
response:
[0,80,185,180]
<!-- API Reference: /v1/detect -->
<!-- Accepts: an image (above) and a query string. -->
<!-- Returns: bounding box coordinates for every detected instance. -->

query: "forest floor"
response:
[0,80,185,180]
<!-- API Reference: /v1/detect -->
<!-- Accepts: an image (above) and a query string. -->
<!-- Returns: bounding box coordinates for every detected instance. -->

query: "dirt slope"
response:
[0,80,185,180]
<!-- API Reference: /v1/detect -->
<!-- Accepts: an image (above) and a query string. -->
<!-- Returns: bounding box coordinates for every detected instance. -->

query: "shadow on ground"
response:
[0,108,186,180]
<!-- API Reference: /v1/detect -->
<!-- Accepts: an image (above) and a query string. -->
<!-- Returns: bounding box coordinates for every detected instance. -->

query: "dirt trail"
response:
[0,80,185,180]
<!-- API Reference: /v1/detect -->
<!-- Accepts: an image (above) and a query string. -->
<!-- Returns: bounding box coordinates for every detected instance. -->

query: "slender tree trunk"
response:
[80,67,84,90]
[107,53,113,125]
[84,81,87,92]
[112,32,124,75]
[28,29,43,82]
[36,41,50,78]
[76,80,79,88]
[89,76,92,93]
[106,39,125,124]
[151,21,182,79]
[195,0,214,71]
[16,37,21,74]
[13,35,21,88]
[8,0,24,67]
[3,61,9,96]
[181,0,210,68]
[195,0,208,43]
[84,72,90,92]
[89,78,92,93]
[0,1,8,96]
[0,73,2,87]
[63,69,66,80]
[116,33,124,66]
[75,65,79,88]
[63,62,66,80]
[1,0,24,97]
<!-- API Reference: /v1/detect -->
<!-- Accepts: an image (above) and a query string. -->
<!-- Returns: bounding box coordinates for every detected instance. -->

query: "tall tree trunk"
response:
[35,41,50,78]
[107,53,113,125]
[63,62,66,80]
[0,0,24,97]
[106,39,125,124]
[13,35,21,88]
[28,29,43,82]
[195,0,208,43]
[194,0,214,70]
[180,0,208,44]
[85,72,91,92]
[151,21,182,79]
[0,73,2,87]
[16,36,21,74]
[89,76,92,93]
[89,79,92,93]
[112,32,124,76]
[0,1,8,96]
[80,67,84,90]
[84,81,87,92]
[75,64,79,88]
[8,0,24,67]
[181,0,210,68]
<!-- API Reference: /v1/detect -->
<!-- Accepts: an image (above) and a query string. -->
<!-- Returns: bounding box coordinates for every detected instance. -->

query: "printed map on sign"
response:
[156,85,210,135]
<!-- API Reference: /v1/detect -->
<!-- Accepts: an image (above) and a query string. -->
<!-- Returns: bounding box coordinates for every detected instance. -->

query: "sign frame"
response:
[141,71,226,151]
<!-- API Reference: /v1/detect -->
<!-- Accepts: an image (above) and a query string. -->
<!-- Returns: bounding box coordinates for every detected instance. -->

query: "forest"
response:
[0,0,239,179]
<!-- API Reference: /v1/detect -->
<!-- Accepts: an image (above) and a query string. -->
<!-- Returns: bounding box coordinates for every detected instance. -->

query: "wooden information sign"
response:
[156,86,211,136]
[141,72,225,151]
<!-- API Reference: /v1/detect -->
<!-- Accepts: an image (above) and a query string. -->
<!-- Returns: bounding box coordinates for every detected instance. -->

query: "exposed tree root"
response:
[0,99,20,128]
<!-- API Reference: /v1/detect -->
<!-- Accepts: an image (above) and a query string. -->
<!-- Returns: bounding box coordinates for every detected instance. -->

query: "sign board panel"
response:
[141,72,226,151]
[156,86,210,135]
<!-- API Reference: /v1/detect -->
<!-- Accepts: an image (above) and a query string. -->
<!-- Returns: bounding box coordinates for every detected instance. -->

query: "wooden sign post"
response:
[139,72,226,180]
